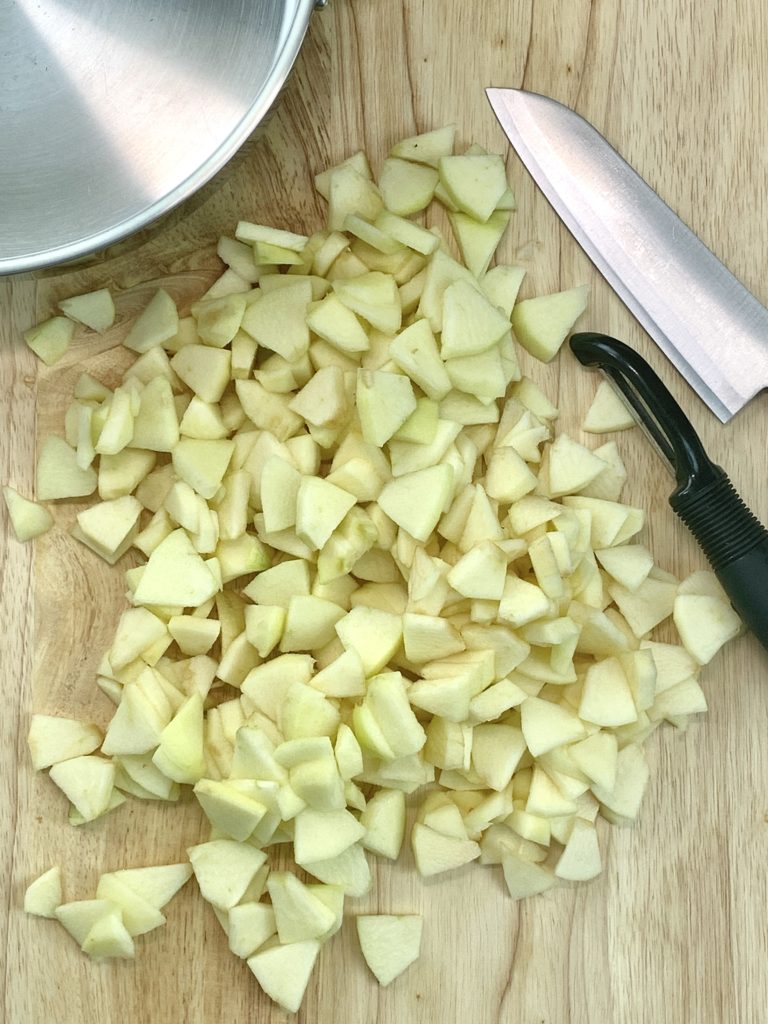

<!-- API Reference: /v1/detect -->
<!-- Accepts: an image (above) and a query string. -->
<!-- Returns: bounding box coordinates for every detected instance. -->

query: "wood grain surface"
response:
[2,2,768,1021]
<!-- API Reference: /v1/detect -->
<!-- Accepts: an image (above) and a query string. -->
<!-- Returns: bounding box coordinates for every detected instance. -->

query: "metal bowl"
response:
[1,0,318,275]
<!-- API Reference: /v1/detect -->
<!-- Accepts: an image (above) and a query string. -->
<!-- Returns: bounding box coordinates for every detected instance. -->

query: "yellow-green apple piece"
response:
[100,683,169,756]
[333,722,364,779]
[131,376,180,451]
[247,939,320,1015]
[252,240,303,265]
[568,731,618,792]
[172,438,234,500]
[590,743,649,821]
[107,863,192,910]
[27,715,101,771]
[98,448,156,500]
[242,654,314,721]
[673,593,742,664]
[48,755,115,822]
[235,221,308,252]
[595,544,654,592]
[344,213,404,255]
[280,596,346,654]
[24,866,62,918]
[525,767,577,818]
[440,279,510,358]
[501,853,556,901]
[94,874,166,936]
[215,533,270,583]
[582,380,635,432]
[244,604,285,657]
[468,677,527,724]
[388,419,460,478]
[295,475,356,550]
[649,677,708,720]
[76,495,141,558]
[407,674,473,722]
[417,250,478,332]
[359,788,405,860]
[306,293,370,354]
[293,808,366,866]
[268,872,338,943]
[333,272,401,334]
[378,463,453,543]
[578,656,637,727]
[388,319,451,400]
[471,723,526,791]
[81,911,135,960]
[505,808,550,847]
[545,434,607,497]
[520,696,586,757]
[168,615,220,656]
[485,445,538,504]
[24,316,74,365]
[402,612,464,663]
[133,529,219,607]
[335,604,404,677]
[579,440,627,501]
[228,902,277,958]
[606,575,677,637]
[93,387,135,456]
[374,211,440,256]
[193,293,246,348]
[378,157,439,216]
[438,154,507,222]
[390,124,456,167]
[365,671,427,756]
[230,727,286,784]
[411,823,480,876]
[481,265,526,317]
[187,838,267,910]
[278,680,341,740]
[235,380,302,441]
[3,483,53,540]
[123,289,178,354]
[356,915,423,987]
[554,820,601,881]
[327,165,383,231]
[392,397,439,444]
[618,648,657,711]
[561,495,632,548]
[445,344,508,401]
[217,236,260,282]
[449,209,510,277]
[36,435,96,500]
[312,649,366,699]
[497,575,551,628]
[511,284,589,362]
[193,778,267,841]
[74,372,111,403]
[512,376,560,420]
[446,540,507,600]
[55,899,121,947]
[421,798,469,840]
[152,692,206,784]
[170,345,231,403]
[301,842,372,896]
[316,507,378,582]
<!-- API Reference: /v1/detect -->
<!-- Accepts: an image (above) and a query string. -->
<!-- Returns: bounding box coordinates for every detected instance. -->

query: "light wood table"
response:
[2,2,767,1021]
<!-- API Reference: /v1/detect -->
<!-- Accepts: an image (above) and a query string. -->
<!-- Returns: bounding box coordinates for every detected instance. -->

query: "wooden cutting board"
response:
[2,2,767,1021]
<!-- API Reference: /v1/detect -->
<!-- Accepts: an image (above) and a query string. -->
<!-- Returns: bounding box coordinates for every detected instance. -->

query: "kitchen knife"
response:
[486,87,768,423]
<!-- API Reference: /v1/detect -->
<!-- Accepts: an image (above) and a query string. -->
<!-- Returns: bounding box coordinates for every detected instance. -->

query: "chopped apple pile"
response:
[17,124,743,1014]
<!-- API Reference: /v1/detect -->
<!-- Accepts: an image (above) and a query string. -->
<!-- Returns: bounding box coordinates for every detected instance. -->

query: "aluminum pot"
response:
[0,0,322,275]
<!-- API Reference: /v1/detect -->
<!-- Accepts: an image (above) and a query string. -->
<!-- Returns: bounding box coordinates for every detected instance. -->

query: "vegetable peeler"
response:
[570,332,768,653]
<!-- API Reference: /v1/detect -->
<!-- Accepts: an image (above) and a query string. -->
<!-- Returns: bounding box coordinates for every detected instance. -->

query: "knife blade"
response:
[486,87,768,422]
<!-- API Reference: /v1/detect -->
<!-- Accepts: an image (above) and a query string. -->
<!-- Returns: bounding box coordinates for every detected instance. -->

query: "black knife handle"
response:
[671,471,768,647]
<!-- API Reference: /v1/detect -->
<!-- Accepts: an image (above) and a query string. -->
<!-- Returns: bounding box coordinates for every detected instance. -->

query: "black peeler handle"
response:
[570,332,768,653]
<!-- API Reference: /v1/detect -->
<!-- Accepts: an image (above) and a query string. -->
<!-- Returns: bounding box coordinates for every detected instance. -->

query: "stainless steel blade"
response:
[487,87,768,422]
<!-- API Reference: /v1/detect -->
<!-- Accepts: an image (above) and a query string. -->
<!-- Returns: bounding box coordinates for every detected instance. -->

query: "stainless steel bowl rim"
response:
[1,0,316,276]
